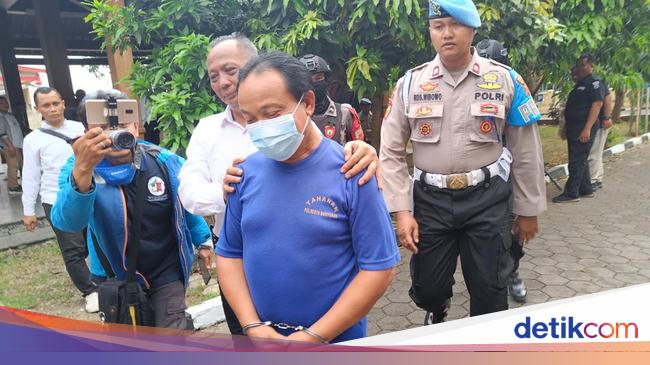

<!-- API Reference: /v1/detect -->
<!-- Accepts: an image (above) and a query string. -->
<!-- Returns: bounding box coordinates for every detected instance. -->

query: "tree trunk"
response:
[370,91,389,150]
[612,88,626,123]
[635,89,642,136]
[628,89,637,136]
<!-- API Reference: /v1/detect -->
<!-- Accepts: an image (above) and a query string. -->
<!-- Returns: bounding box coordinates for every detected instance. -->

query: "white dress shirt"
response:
[178,107,257,234]
[21,120,85,216]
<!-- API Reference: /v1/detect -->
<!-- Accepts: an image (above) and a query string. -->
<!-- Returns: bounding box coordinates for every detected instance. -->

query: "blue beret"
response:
[429,0,482,28]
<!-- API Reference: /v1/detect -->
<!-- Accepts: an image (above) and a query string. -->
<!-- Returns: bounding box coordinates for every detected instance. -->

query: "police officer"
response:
[553,53,607,203]
[359,98,374,144]
[380,0,546,324]
[476,38,527,303]
[299,54,365,145]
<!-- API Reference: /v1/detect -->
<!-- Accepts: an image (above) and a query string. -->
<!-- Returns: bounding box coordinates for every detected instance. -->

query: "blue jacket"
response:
[50,141,212,288]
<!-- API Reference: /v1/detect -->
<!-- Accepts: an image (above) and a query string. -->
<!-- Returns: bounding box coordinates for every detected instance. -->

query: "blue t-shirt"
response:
[217,138,400,343]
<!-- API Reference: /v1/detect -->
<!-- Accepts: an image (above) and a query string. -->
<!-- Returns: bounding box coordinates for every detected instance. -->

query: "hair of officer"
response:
[33,86,62,106]
[209,32,258,58]
[77,89,129,126]
[238,51,315,102]
[579,53,595,65]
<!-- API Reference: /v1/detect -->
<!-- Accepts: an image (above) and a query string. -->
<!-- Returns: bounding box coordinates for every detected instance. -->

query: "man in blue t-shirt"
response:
[216,52,399,344]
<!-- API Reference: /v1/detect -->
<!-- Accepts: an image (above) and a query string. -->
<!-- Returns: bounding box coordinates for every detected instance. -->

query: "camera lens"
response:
[109,130,136,150]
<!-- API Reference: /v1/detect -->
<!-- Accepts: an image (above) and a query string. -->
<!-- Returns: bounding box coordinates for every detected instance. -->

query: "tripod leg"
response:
[545,169,563,191]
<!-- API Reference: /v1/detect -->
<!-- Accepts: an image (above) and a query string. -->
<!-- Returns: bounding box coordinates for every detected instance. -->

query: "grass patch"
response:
[185,282,218,307]
[539,125,566,167]
[0,241,217,314]
[0,241,77,309]
[539,123,635,167]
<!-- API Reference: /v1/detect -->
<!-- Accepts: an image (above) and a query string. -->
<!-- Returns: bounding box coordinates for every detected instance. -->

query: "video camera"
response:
[85,97,139,150]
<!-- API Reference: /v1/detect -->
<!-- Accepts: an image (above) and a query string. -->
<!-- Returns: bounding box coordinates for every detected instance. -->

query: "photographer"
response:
[50,90,212,329]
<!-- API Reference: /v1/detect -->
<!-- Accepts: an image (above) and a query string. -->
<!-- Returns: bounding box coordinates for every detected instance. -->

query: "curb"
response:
[0,217,55,251]
[544,132,650,182]
[185,296,225,330]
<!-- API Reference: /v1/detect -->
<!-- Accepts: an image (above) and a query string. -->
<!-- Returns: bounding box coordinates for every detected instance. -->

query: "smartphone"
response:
[198,259,212,285]
[85,99,140,127]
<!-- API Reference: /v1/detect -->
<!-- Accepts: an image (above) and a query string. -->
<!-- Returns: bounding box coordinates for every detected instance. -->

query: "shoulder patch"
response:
[592,81,600,89]
[407,61,430,73]
[488,59,511,70]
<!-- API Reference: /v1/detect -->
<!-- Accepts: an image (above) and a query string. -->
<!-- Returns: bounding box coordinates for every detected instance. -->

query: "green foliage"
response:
[248,0,431,102]
[83,0,649,145]
[84,0,238,153]
[129,34,220,152]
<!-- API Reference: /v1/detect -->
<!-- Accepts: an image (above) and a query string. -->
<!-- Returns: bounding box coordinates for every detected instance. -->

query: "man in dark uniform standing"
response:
[381,0,546,324]
[299,54,365,145]
[553,54,605,203]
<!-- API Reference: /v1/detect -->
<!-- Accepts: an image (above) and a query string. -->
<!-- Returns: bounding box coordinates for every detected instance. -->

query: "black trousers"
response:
[563,136,595,198]
[509,213,524,275]
[43,203,97,296]
[409,176,514,317]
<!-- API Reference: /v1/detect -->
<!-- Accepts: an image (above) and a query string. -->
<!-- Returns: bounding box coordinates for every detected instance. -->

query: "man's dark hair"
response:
[209,32,258,58]
[238,51,314,102]
[33,86,62,106]
[578,53,595,65]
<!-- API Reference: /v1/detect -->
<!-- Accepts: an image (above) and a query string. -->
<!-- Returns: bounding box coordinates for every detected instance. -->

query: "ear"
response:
[303,90,316,117]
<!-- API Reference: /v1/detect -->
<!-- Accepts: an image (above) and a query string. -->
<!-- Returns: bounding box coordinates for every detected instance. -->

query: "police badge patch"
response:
[477,73,502,90]
[417,106,433,117]
[593,81,600,89]
[419,82,439,92]
[480,120,493,133]
[324,125,336,139]
[429,0,441,16]
[418,122,433,137]
[480,103,499,115]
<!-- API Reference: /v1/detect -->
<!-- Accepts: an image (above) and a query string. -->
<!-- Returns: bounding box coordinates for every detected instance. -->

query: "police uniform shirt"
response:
[312,96,364,144]
[380,50,546,217]
[564,74,606,139]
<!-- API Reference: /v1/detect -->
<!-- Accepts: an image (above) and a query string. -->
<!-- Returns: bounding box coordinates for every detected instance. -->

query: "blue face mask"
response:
[95,159,136,186]
[247,95,308,161]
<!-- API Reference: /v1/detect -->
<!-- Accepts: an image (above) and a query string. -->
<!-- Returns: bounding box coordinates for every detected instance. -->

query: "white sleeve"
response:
[178,125,225,217]
[21,137,42,216]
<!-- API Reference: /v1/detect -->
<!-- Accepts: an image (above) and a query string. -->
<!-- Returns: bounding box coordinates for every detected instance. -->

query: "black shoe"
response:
[591,181,603,190]
[8,186,22,194]
[424,311,447,325]
[580,192,595,198]
[552,194,579,203]
[508,272,527,303]
[423,299,450,325]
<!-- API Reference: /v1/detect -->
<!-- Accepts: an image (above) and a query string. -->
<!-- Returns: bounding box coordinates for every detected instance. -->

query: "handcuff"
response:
[242,321,329,343]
